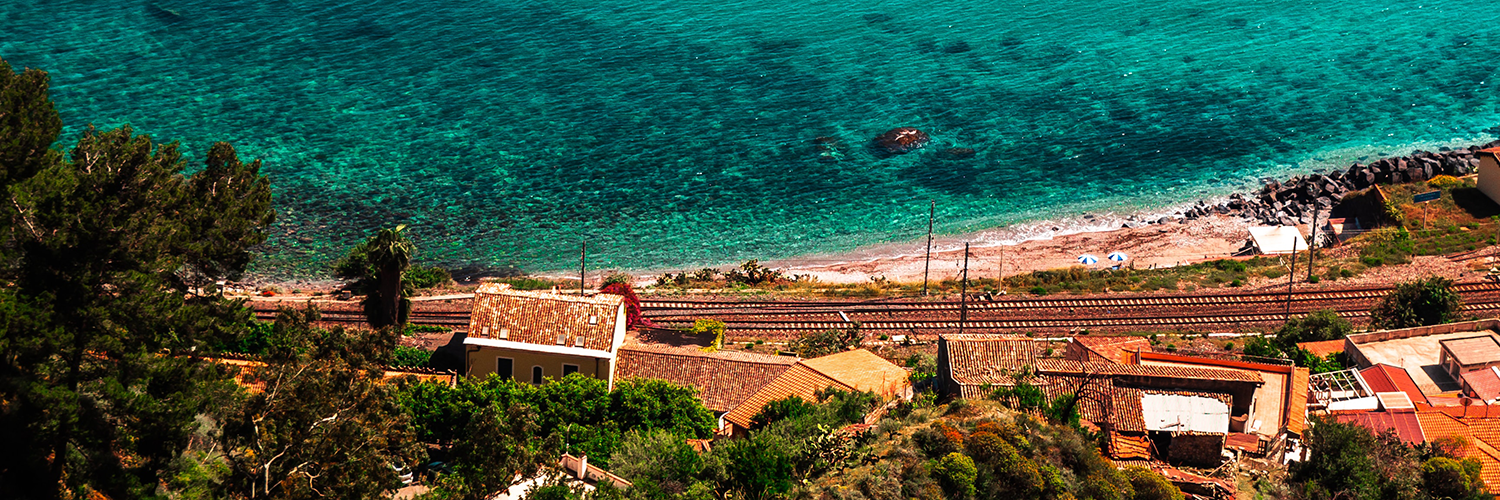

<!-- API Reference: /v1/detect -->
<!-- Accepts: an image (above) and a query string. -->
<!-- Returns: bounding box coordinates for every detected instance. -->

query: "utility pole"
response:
[1308,208,1318,282]
[959,242,969,335]
[580,242,587,295]
[1285,237,1298,321]
[923,201,934,296]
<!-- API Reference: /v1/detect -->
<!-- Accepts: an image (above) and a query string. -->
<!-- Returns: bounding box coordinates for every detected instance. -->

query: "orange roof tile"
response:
[1110,386,1146,432]
[1036,359,1264,383]
[1296,340,1346,359]
[724,349,909,429]
[941,335,1043,387]
[467,283,624,352]
[615,345,797,412]
[1286,367,1310,435]
[1071,336,1151,364]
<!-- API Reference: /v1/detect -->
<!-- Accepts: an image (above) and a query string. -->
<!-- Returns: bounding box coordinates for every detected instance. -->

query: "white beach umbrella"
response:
[1107,251,1128,262]
[1077,254,1099,265]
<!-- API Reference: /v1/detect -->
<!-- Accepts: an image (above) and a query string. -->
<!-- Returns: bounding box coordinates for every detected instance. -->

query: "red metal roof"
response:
[1360,364,1429,405]
[1335,411,1425,445]
[1463,367,1500,402]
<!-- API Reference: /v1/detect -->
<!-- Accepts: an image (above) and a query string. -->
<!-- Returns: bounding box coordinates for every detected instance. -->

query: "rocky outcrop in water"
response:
[872,127,931,155]
[1130,140,1500,228]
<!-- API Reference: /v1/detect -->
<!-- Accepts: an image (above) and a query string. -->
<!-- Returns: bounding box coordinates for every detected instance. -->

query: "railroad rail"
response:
[249,282,1500,336]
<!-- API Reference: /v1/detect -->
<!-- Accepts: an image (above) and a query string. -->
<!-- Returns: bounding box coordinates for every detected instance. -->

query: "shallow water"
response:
[3,0,1498,277]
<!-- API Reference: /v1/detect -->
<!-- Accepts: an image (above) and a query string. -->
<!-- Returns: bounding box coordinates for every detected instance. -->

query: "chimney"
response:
[577,455,588,481]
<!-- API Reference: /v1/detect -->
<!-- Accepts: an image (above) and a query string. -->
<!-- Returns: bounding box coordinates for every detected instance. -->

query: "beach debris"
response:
[1078,254,1099,265]
[872,127,930,156]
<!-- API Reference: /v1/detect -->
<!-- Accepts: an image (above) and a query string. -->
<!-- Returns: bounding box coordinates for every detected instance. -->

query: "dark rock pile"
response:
[1124,140,1500,228]
[872,127,931,155]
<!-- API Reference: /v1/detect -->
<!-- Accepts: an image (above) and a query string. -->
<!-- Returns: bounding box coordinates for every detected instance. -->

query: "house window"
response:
[532,366,544,384]
[497,358,514,380]
[563,364,579,376]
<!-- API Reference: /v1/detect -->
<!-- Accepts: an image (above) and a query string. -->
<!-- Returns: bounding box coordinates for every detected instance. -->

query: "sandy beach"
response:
[772,214,1256,285]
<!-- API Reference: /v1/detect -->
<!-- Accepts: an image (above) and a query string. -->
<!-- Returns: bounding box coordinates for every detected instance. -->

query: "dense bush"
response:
[392,345,432,368]
[1290,416,1489,500]
[789,326,863,358]
[1369,277,1464,329]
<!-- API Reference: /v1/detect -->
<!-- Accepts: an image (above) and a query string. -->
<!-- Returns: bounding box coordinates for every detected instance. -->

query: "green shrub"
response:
[1029,286,1048,296]
[404,265,451,289]
[1276,309,1352,349]
[1370,277,1464,329]
[930,453,977,499]
[690,319,727,351]
[391,346,431,368]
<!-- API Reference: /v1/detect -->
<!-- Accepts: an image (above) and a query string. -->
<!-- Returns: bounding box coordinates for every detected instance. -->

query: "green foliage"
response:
[790,326,863,358]
[1242,336,1285,360]
[1123,466,1185,500]
[752,396,818,430]
[1274,309,1353,355]
[405,264,453,289]
[0,61,277,497]
[690,319,726,351]
[721,434,795,500]
[723,259,786,285]
[335,225,417,328]
[392,345,432,368]
[929,453,978,499]
[1289,416,1423,499]
[1369,277,1464,329]
[394,373,714,470]
[218,308,419,499]
[1421,457,1489,500]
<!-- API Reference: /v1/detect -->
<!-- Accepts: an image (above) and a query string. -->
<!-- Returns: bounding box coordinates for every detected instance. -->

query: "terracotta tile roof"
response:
[1110,386,1146,432]
[1335,411,1425,445]
[615,345,798,412]
[1036,359,1263,383]
[1413,411,1500,488]
[1441,335,1500,366]
[1296,340,1346,359]
[1071,336,1151,364]
[724,349,910,430]
[467,283,625,352]
[942,335,1042,386]
[1360,364,1429,406]
[1286,367,1310,435]
[1109,431,1152,460]
[1462,367,1500,401]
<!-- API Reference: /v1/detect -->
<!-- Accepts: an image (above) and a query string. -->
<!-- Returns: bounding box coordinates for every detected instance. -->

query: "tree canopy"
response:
[1369,277,1464,330]
[0,57,275,498]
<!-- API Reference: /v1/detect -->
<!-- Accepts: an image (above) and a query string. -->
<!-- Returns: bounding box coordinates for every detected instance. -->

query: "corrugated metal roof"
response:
[1359,364,1429,406]
[467,283,625,352]
[1141,392,1231,433]
[1463,367,1500,401]
[615,345,798,412]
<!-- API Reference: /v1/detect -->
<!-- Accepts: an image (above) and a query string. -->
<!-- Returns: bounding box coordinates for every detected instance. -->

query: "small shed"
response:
[1476,148,1500,206]
[1248,226,1308,255]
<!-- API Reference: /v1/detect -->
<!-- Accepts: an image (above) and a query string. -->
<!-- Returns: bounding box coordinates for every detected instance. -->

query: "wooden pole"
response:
[1285,237,1298,321]
[580,242,587,294]
[923,201,934,296]
[1308,208,1318,282]
[959,242,969,335]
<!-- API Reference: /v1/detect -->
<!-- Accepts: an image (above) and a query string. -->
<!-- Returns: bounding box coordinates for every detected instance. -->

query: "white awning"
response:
[1249,226,1308,255]
[463,337,615,359]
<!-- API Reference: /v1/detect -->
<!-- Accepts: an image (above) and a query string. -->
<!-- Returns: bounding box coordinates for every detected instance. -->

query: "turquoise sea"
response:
[3,0,1498,277]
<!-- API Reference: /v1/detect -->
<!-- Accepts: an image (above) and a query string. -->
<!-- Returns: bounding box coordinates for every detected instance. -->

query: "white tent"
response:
[1248,226,1308,255]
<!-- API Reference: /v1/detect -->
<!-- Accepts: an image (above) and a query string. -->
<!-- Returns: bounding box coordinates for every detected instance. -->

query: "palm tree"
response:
[338,225,414,328]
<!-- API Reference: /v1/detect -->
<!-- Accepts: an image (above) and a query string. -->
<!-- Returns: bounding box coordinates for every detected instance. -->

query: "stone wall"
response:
[1168,432,1226,468]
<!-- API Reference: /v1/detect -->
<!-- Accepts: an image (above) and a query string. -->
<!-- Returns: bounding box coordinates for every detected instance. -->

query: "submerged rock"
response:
[872,127,931,155]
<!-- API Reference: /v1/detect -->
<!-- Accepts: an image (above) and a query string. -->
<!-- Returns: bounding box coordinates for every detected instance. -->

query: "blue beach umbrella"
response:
[1107,251,1128,262]
[1078,254,1099,265]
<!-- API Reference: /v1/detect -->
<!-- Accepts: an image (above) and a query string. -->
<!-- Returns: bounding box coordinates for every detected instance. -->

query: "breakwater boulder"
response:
[872,127,931,155]
[1214,140,1500,227]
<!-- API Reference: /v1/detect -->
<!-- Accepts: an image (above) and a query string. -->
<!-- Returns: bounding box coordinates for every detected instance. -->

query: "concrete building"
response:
[1476,148,1500,205]
[1439,335,1500,380]
[463,283,629,385]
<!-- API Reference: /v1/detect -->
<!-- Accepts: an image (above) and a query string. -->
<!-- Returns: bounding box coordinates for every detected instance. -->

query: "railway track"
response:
[251,282,1500,336]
